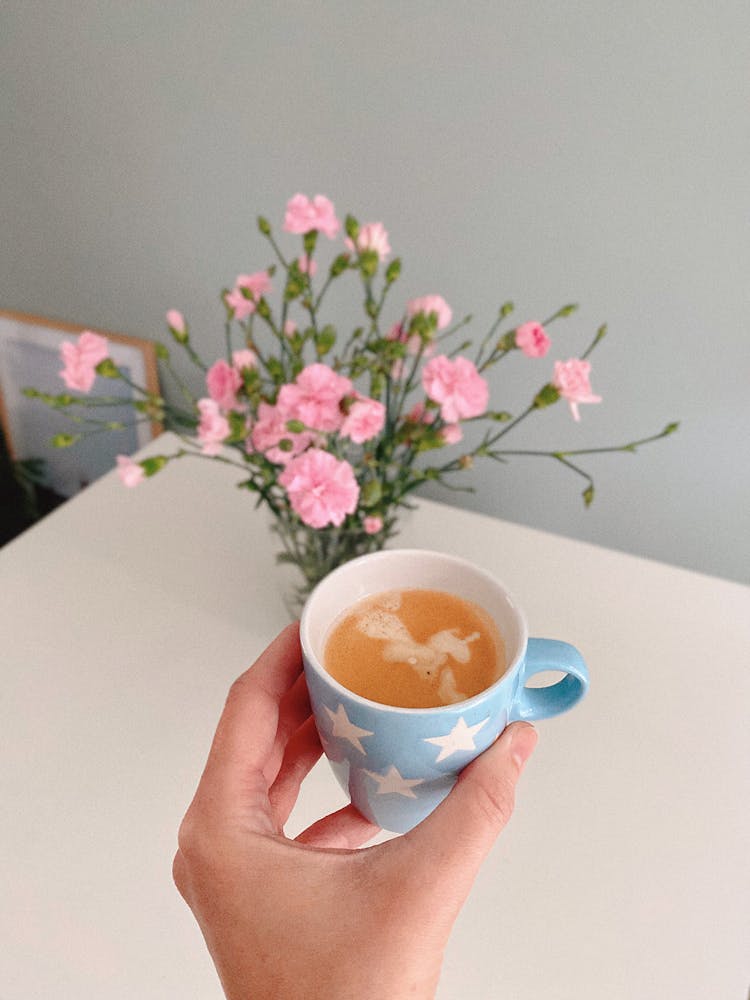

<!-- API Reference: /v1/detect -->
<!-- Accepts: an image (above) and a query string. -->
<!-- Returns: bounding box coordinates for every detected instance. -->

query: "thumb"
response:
[402,722,538,882]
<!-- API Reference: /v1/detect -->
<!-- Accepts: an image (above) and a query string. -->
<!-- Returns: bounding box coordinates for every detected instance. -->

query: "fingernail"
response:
[509,724,538,771]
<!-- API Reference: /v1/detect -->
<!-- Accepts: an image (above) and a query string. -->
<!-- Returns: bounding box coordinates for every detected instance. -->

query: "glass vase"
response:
[270,511,394,620]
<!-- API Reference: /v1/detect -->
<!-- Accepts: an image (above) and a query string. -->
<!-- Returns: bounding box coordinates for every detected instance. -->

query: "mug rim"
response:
[299,547,529,716]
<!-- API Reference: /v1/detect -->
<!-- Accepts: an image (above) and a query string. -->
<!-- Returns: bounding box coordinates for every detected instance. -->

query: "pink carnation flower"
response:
[340,396,386,444]
[363,515,383,535]
[166,310,186,337]
[345,222,391,261]
[297,254,318,277]
[277,363,353,432]
[552,358,602,422]
[250,401,317,465]
[59,331,109,393]
[422,355,489,423]
[405,401,436,424]
[279,448,359,529]
[196,398,230,455]
[283,194,340,239]
[515,321,551,358]
[440,423,463,445]
[225,270,273,321]
[206,359,243,411]
[407,294,453,332]
[232,349,257,372]
[116,454,144,488]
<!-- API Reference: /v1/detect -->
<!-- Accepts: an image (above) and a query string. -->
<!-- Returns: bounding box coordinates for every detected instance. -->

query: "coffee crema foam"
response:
[323,588,505,708]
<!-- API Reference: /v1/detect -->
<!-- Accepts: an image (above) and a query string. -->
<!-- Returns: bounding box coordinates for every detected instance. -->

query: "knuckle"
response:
[172,849,188,894]
[176,810,210,864]
[471,773,516,829]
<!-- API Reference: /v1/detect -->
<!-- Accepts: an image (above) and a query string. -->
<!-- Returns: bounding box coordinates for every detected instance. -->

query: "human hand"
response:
[173,622,537,1000]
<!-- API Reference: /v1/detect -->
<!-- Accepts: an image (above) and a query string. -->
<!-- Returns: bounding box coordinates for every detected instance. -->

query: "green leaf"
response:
[95,359,120,379]
[533,384,560,408]
[155,342,170,360]
[490,410,513,422]
[22,387,39,398]
[141,455,168,477]
[51,433,81,448]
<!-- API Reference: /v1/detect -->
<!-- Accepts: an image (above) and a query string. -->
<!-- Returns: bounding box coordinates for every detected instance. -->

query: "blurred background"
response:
[1,0,747,582]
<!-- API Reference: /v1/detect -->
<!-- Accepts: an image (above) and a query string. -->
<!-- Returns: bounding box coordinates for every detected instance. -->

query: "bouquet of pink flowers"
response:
[28,193,676,610]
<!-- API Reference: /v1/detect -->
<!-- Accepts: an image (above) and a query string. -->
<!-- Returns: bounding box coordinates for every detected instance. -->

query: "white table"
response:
[2,433,748,1000]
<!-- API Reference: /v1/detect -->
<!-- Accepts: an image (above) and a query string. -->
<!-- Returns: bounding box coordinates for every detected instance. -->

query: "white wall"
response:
[1,1,748,582]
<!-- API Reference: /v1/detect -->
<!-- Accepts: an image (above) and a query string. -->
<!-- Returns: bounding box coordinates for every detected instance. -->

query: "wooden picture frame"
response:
[0,310,163,498]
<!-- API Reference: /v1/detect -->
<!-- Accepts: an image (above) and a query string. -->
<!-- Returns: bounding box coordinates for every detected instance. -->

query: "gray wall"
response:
[2,1,748,583]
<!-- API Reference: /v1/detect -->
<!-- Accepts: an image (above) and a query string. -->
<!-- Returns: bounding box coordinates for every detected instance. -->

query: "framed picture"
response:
[0,310,162,498]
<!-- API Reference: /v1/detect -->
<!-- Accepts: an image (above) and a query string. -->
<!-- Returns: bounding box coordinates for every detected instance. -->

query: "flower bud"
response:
[359,249,379,278]
[315,326,336,356]
[257,215,271,235]
[459,455,473,469]
[360,479,383,508]
[51,433,81,448]
[499,301,514,318]
[330,253,350,277]
[385,258,401,284]
[96,359,120,379]
[166,309,189,343]
[345,214,360,241]
[533,384,560,408]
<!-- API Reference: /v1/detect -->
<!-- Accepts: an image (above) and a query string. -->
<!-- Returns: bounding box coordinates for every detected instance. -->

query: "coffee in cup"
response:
[324,587,506,708]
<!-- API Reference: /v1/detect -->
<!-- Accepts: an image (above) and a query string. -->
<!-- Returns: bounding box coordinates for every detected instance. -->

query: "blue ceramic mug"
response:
[300,549,589,833]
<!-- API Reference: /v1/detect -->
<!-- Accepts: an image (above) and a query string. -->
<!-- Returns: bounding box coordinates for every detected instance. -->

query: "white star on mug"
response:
[364,765,424,798]
[323,703,374,755]
[424,716,490,762]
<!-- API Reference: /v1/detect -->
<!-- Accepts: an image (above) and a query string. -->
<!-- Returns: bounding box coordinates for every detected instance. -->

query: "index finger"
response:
[202,622,303,790]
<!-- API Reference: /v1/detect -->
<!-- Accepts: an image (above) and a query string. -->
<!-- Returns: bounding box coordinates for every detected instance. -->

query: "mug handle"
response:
[509,638,589,722]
